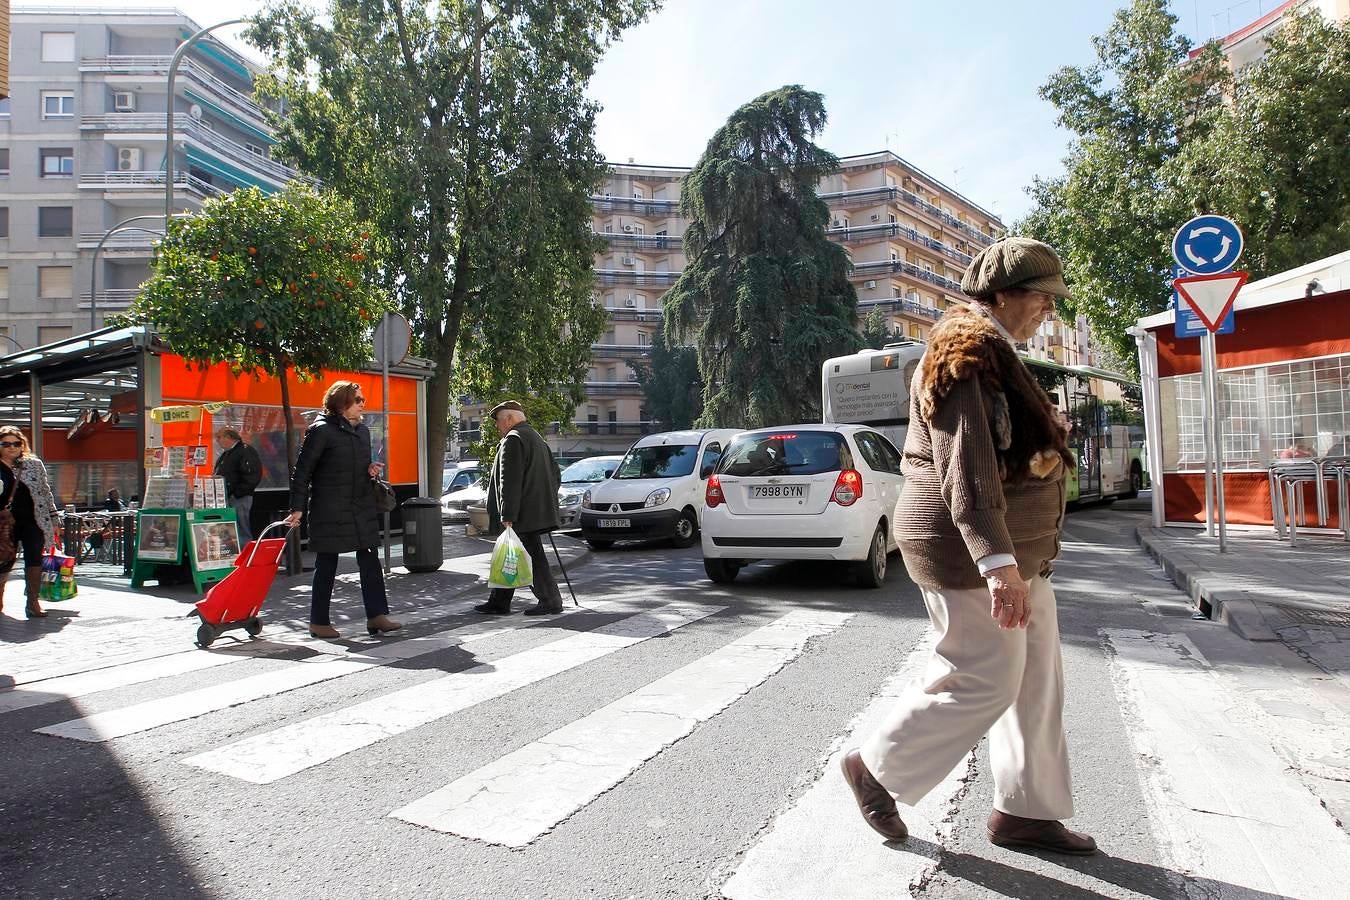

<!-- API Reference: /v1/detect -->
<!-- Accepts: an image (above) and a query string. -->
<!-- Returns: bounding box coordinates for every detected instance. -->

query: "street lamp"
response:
[89,213,186,331]
[0,334,22,353]
[164,18,244,221]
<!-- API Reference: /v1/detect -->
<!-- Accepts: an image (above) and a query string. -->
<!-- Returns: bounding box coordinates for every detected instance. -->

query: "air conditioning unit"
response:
[633,191,643,199]
[624,297,637,308]
[621,256,636,266]
[627,372,639,382]
[832,218,845,228]
[623,224,636,233]
[188,103,204,120]
[863,280,877,290]
[117,147,142,171]
[869,214,880,222]
[113,91,136,112]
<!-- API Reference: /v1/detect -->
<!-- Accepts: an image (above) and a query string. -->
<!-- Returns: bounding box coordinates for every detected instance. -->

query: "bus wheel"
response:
[1123,464,1144,499]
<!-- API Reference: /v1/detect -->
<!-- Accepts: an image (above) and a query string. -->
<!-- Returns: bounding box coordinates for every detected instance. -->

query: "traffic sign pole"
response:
[1202,333,1228,552]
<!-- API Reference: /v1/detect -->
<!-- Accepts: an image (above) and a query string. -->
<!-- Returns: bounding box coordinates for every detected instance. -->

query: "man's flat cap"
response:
[488,399,525,419]
[960,237,1073,301]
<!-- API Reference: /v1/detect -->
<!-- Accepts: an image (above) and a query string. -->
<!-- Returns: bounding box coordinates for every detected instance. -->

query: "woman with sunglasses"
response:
[284,381,401,639]
[0,425,62,618]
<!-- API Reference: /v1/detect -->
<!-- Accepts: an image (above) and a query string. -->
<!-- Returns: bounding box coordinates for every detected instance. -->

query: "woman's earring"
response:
[997,300,1006,308]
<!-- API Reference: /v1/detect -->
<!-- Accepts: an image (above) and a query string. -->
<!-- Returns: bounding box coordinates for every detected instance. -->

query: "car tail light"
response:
[831,469,862,506]
[706,474,724,508]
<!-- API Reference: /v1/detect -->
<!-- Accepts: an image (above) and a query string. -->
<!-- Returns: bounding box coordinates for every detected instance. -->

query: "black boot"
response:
[473,600,513,615]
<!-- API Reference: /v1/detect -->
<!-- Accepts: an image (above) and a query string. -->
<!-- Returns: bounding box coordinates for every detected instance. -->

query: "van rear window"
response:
[717,432,851,477]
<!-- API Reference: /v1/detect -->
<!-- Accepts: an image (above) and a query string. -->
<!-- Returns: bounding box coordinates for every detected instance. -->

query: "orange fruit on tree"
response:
[288,283,299,294]
[247,246,257,255]
[254,320,264,330]
[255,278,264,286]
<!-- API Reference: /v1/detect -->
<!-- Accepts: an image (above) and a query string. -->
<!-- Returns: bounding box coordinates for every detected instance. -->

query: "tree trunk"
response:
[424,363,452,487]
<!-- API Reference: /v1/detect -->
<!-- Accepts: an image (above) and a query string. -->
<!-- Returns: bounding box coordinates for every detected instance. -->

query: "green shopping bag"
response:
[488,526,533,589]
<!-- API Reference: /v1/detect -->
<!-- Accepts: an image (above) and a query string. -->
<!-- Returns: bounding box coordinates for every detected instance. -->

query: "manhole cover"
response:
[1274,606,1350,629]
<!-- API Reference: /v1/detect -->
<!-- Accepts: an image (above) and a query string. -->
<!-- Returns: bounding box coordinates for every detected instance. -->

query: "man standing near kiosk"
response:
[214,428,262,543]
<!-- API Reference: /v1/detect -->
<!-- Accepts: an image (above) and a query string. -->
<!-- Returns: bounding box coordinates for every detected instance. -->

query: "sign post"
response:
[1172,213,1246,554]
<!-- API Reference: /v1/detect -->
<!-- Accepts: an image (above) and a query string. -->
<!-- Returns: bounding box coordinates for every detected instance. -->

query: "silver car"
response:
[557,455,624,529]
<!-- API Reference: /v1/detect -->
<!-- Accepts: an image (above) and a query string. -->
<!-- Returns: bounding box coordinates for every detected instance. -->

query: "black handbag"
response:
[371,478,397,514]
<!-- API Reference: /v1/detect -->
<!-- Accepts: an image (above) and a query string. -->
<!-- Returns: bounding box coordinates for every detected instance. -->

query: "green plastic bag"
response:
[488,526,533,589]
[39,548,78,602]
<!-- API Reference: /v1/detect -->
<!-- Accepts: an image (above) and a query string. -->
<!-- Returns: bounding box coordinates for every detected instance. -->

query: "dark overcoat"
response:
[288,414,380,553]
[486,422,561,535]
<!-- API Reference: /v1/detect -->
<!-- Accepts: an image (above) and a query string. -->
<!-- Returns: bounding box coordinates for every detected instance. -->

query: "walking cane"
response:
[547,533,579,607]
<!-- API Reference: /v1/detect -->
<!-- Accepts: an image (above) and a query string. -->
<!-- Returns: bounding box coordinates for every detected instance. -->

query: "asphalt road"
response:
[3,505,1347,898]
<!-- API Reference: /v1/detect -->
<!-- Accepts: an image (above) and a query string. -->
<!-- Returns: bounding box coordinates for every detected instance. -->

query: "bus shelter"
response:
[0,325,433,537]
[1132,251,1350,530]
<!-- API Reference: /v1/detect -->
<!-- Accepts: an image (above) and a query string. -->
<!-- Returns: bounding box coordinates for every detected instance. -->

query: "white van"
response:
[578,429,741,550]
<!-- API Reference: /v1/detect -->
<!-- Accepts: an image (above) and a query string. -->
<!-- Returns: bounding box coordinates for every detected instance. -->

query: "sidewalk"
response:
[1136,521,1350,680]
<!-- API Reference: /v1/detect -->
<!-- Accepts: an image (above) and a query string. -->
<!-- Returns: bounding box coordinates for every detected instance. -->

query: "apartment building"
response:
[1194,0,1350,73]
[0,8,299,353]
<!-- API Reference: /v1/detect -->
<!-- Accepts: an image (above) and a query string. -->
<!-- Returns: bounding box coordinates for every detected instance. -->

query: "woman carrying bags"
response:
[0,425,62,618]
[283,381,401,639]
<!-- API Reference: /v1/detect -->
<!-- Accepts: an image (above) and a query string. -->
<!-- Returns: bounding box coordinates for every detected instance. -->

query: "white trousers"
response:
[861,576,1074,820]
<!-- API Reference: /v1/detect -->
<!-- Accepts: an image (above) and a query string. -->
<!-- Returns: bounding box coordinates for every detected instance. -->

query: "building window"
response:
[40,148,75,178]
[0,207,7,238]
[41,32,76,62]
[42,91,75,119]
[637,331,649,346]
[0,149,8,176]
[39,207,74,237]
[39,326,74,345]
[39,266,74,299]
[244,143,266,157]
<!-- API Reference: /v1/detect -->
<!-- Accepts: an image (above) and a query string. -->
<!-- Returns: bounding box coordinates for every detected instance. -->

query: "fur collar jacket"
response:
[918,304,1074,485]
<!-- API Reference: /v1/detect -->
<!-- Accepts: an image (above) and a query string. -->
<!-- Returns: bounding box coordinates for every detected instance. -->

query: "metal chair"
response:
[1269,460,1318,542]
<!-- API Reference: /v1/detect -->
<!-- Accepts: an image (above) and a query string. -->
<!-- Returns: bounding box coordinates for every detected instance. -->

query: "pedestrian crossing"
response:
[12,593,1350,897]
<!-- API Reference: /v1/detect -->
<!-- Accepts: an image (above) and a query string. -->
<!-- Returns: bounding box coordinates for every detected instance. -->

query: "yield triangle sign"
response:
[1173,271,1248,333]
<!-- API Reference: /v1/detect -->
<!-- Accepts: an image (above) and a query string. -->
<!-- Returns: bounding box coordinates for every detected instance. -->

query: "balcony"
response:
[583,380,645,397]
[822,185,996,248]
[856,297,943,322]
[596,232,682,252]
[590,343,650,360]
[81,114,304,187]
[77,230,160,250]
[854,258,964,294]
[78,170,224,199]
[827,221,974,266]
[572,420,659,437]
[590,196,679,217]
[80,56,271,133]
[77,289,140,311]
[897,189,997,247]
[599,305,664,323]
[593,269,680,288]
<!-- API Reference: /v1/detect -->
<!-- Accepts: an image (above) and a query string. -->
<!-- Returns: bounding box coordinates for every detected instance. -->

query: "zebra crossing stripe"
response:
[1103,629,1350,898]
[721,635,972,900]
[182,602,725,784]
[388,609,853,847]
[0,650,239,715]
[31,600,634,742]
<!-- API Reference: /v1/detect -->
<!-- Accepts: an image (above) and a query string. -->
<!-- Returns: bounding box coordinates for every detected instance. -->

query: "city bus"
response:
[821,342,1147,503]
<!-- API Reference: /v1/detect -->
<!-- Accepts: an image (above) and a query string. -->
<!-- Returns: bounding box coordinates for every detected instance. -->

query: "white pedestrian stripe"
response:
[389,609,853,846]
[721,635,972,900]
[0,650,239,715]
[1103,629,1350,899]
[32,600,633,742]
[183,603,724,784]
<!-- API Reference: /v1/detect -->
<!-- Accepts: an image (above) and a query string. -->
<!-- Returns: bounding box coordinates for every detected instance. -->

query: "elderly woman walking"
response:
[0,425,63,618]
[840,238,1096,855]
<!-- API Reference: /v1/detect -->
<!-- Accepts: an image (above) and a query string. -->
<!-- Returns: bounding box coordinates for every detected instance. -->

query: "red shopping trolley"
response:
[190,521,292,648]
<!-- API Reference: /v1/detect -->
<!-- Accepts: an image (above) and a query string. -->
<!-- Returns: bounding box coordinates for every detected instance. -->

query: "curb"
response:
[1133,525,1281,642]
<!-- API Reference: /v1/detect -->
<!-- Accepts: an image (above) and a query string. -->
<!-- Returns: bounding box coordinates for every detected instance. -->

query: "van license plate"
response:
[749,484,806,499]
[597,518,630,528]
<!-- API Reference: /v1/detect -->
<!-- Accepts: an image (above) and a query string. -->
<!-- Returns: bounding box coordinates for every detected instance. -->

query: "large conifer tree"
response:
[664,86,860,428]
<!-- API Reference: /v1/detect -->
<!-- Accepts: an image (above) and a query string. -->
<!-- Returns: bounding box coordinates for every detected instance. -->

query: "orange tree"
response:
[127,184,390,476]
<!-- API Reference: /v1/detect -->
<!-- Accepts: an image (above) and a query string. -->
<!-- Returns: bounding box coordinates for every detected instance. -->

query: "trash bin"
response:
[401,497,444,573]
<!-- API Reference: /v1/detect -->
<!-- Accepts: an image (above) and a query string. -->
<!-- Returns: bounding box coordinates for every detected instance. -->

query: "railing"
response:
[600,305,663,322]
[854,258,964,293]
[77,289,140,309]
[78,231,158,249]
[593,269,680,287]
[857,297,943,322]
[596,232,682,251]
[590,344,651,359]
[897,189,997,246]
[590,196,680,217]
[583,380,645,396]
[81,114,303,185]
[61,510,137,575]
[571,420,658,437]
[819,185,998,247]
[827,221,974,266]
[79,170,224,197]
[80,55,271,131]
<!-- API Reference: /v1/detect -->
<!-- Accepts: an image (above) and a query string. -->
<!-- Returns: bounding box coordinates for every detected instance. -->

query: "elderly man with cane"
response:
[475,401,566,616]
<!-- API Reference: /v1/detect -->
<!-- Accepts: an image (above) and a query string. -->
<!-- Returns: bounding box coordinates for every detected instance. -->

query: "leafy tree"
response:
[247,0,658,481]
[1021,0,1230,359]
[665,85,861,428]
[859,309,894,350]
[629,330,703,430]
[463,394,572,477]
[127,185,388,474]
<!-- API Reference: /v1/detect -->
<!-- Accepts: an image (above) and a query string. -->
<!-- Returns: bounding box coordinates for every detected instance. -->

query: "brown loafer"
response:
[988,810,1096,855]
[308,624,341,639]
[840,749,907,842]
[366,615,402,636]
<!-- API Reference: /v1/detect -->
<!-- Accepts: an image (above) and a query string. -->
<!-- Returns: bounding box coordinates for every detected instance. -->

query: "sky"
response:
[45,0,1288,223]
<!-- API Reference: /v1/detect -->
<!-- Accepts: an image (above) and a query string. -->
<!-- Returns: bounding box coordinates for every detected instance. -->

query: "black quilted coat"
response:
[288,414,380,553]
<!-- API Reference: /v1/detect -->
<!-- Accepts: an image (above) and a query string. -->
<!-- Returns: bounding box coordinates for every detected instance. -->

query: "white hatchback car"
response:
[579,429,740,549]
[700,424,905,587]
